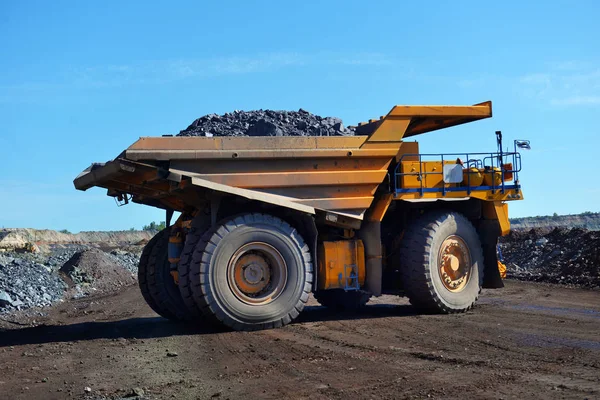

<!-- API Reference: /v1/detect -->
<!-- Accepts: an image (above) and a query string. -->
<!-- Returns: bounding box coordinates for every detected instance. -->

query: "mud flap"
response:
[478,220,504,289]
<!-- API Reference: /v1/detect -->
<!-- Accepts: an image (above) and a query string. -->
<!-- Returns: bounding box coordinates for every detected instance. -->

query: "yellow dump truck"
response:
[74,101,528,331]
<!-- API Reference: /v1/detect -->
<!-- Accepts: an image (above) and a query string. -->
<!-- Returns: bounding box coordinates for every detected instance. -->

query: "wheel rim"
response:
[438,235,471,293]
[227,242,287,305]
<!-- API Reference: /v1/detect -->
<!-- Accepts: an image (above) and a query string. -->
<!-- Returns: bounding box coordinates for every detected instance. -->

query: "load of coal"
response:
[177,109,357,137]
[499,227,600,288]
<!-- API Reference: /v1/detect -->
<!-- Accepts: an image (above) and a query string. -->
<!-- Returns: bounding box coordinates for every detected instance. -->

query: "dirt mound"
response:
[510,212,600,231]
[2,282,599,399]
[177,109,357,137]
[0,228,155,253]
[500,227,600,288]
[60,249,136,296]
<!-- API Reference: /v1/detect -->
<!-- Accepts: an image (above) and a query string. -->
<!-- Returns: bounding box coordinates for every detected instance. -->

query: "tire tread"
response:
[189,213,313,331]
[398,211,484,314]
[138,230,179,320]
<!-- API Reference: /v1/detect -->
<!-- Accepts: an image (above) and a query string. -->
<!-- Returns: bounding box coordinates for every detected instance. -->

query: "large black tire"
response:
[189,213,313,331]
[138,229,178,320]
[398,211,484,313]
[178,212,211,319]
[313,290,371,310]
[146,229,190,320]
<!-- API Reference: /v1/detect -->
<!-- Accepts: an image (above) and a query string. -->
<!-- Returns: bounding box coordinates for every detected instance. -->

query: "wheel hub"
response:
[439,236,471,292]
[228,242,287,305]
[234,254,271,294]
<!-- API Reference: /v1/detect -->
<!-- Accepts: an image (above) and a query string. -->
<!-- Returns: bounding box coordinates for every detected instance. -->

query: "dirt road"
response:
[1,281,599,400]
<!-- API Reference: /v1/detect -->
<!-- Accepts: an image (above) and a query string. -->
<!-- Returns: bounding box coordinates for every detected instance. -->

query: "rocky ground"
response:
[500,227,600,289]
[0,229,153,253]
[0,281,598,400]
[177,109,357,137]
[0,246,142,313]
[0,226,598,399]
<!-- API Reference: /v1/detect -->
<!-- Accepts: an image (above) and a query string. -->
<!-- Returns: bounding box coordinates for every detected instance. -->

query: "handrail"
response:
[393,150,523,196]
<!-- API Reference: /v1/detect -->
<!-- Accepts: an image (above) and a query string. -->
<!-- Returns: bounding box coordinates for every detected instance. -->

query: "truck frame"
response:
[74,101,526,331]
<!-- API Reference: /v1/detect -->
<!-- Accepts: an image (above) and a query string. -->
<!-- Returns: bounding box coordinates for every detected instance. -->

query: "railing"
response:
[393,150,523,197]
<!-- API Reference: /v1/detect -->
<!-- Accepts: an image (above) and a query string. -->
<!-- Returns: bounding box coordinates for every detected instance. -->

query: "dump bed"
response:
[74,102,493,221]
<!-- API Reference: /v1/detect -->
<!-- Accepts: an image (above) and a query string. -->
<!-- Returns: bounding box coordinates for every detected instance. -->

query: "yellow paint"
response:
[497,261,507,279]
[318,240,365,290]
[192,170,388,189]
[387,102,492,118]
[395,188,524,203]
[367,194,393,222]
[483,167,502,187]
[482,201,511,236]
[364,118,411,142]
[295,196,375,210]
[400,160,457,189]
[357,102,492,145]
[78,101,500,223]
[395,141,419,162]
[462,167,483,187]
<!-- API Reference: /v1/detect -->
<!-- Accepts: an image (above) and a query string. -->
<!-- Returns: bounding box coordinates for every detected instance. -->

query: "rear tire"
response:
[146,229,190,320]
[189,213,313,331]
[398,211,484,313]
[178,212,211,319]
[138,229,178,320]
[313,290,371,310]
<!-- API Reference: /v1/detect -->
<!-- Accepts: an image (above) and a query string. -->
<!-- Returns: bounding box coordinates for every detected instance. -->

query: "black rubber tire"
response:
[189,213,313,331]
[313,290,371,310]
[146,228,190,320]
[137,229,178,320]
[398,211,484,313]
[178,212,211,319]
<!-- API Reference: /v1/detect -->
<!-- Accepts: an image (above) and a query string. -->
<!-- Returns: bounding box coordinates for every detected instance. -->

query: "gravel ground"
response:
[177,109,357,137]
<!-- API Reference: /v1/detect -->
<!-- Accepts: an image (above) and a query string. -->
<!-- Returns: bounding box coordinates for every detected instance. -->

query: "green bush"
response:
[142,221,166,231]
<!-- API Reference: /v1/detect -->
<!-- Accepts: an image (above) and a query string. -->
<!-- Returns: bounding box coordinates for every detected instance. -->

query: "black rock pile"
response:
[499,227,600,288]
[177,109,357,137]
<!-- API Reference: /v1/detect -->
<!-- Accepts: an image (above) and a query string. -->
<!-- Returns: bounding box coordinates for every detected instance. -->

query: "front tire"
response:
[189,213,313,331]
[398,211,484,313]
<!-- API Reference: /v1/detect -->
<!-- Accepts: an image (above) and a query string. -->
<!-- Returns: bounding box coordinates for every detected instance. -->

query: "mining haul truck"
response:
[74,101,528,331]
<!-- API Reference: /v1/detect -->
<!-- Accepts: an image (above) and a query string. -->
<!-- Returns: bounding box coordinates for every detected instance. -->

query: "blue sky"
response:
[1,1,599,232]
